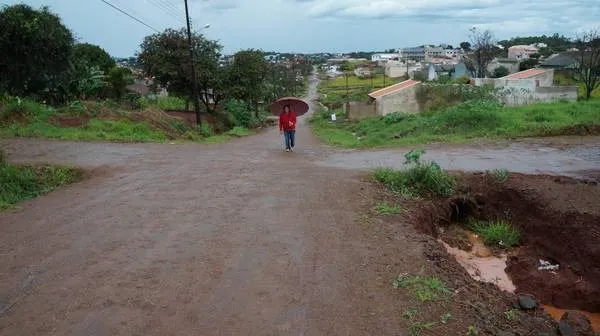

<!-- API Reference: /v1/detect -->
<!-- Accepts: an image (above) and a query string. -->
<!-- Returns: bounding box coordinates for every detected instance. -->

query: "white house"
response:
[508,45,539,60]
[371,53,400,62]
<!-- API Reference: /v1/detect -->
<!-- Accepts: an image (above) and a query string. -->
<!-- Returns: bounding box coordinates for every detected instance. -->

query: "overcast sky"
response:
[4,0,599,57]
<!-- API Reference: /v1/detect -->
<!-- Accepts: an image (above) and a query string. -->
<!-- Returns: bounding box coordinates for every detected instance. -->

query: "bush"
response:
[0,97,47,123]
[454,76,471,84]
[225,99,257,128]
[373,149,455,197]
[470,220,521,248]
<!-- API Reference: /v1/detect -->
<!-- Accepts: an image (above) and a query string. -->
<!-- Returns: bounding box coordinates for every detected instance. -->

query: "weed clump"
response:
[373,149,455,197]
[0,153,82,210]
[393,273,451,302]
[470,219,521,248]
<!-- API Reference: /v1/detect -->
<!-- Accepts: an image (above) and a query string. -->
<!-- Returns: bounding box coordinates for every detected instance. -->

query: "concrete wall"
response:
[378,82,422,115]
[487,60,520,74]
[346,101,377,120]
[499,86,578,106]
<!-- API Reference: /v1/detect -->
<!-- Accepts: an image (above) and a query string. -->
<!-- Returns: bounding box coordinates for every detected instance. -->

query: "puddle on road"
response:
[440,234,516,292]
[543,305,600,332]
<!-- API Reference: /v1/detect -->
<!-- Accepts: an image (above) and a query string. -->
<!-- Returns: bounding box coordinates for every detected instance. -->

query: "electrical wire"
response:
[100,0,160,33]
[144,0,186,25]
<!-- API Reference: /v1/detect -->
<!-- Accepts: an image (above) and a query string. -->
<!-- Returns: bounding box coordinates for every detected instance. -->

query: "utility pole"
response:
[184,0,201,125]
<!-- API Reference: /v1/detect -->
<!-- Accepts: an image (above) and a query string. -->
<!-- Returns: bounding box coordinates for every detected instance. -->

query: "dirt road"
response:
[1,75,598,335]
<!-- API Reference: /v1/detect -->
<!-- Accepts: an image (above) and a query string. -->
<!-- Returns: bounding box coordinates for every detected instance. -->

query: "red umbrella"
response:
[270,97,310,116]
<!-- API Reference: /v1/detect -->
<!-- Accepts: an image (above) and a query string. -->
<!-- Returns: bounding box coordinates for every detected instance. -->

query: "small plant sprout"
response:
[373,202,403,215]
[493,168,510,183]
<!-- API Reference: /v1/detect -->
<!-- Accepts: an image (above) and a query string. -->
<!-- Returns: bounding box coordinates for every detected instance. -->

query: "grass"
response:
[310,99,600,148]
[373,202,403,215]
[504,308,520,321]
[393,273,452,302]
[492,169,510,183]
[318,74,400,107]
[373,150,455,198]
[408,321,437,336]
[0,98,250,143]
[139,96,187,110]
[470,220,521,248]
[0,152,82,210]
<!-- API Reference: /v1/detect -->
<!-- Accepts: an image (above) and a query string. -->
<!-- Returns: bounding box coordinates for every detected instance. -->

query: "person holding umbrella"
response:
[279,104,296,152]
[270,97,309,152]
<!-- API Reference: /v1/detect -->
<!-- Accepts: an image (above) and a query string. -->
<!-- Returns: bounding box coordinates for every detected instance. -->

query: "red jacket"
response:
[279,111,297,131]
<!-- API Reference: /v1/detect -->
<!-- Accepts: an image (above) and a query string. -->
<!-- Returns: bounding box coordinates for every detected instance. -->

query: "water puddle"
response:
[440,233,515,292]
[441,232,600,331]
[543,305,600,332]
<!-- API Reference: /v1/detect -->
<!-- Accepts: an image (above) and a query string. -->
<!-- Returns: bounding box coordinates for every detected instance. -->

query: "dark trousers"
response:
[284,130,296,149]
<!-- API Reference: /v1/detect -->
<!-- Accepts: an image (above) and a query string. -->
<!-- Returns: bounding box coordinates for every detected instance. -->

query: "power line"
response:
[100,0,160,33]
[144,0,186,25]
[156,0,185,17]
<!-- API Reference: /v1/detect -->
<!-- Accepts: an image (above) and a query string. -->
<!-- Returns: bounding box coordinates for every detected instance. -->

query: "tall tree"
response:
[138,28,225,114]
[227,49,269,115]
[460,41,472,52]
[574,29,600,100]
[463,28,496,78]
[73,43,115,72]
[0,4,74,102]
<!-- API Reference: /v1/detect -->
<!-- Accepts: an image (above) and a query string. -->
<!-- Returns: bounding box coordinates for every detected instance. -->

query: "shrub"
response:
[470,220,521,248]
[225,99,256,128]
[454,76,471,84]
[373,149,455,197]
[383,112,409,124]
[0,97,47,123]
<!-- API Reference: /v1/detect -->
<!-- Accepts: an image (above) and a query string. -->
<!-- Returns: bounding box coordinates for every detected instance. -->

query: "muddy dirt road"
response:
[1,75,599,335]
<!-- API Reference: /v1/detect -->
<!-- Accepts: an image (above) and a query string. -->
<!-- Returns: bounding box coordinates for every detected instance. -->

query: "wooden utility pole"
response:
[184,0,201,125]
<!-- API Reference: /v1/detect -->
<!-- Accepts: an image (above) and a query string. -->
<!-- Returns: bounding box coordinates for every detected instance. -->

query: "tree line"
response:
[0,4,312,124]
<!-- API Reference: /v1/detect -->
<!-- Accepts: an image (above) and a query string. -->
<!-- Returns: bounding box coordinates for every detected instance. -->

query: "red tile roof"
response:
[368,80,421,98]
[503,68,551,80]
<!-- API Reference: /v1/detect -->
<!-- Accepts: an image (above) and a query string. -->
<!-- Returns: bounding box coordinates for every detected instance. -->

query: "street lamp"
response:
[196,23,210,33]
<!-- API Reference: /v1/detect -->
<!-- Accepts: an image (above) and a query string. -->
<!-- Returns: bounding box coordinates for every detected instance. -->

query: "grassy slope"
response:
[0,152,82,210]
[0,99,248,143]
[310,99,600,148]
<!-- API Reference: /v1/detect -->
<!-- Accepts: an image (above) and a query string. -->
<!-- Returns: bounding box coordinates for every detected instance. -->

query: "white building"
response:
[508,45,539,60]
[371,53,400,62]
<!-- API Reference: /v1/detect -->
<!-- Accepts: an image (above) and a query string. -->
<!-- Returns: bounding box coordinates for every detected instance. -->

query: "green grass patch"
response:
[393,273,452,302]
[0,98,252,143]
[492,169,510,183]
[470,220,521,248]
[310,99,600,148]
[139,96,187,110]
[0,153,82,210]
[373,150,455,198]
[373,202,403,215]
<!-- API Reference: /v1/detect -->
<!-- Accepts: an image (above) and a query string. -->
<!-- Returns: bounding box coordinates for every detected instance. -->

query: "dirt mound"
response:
[556,124,600,136]
[412,172,600,312]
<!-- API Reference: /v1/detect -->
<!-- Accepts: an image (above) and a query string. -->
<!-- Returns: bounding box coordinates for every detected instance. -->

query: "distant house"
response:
[354,67,372,78]
[399,47,425,60]
[371,53,399,63]
[508,45,539,60]
[367,79,423,115]
[471,68,578,105]
[539,52,579,69]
